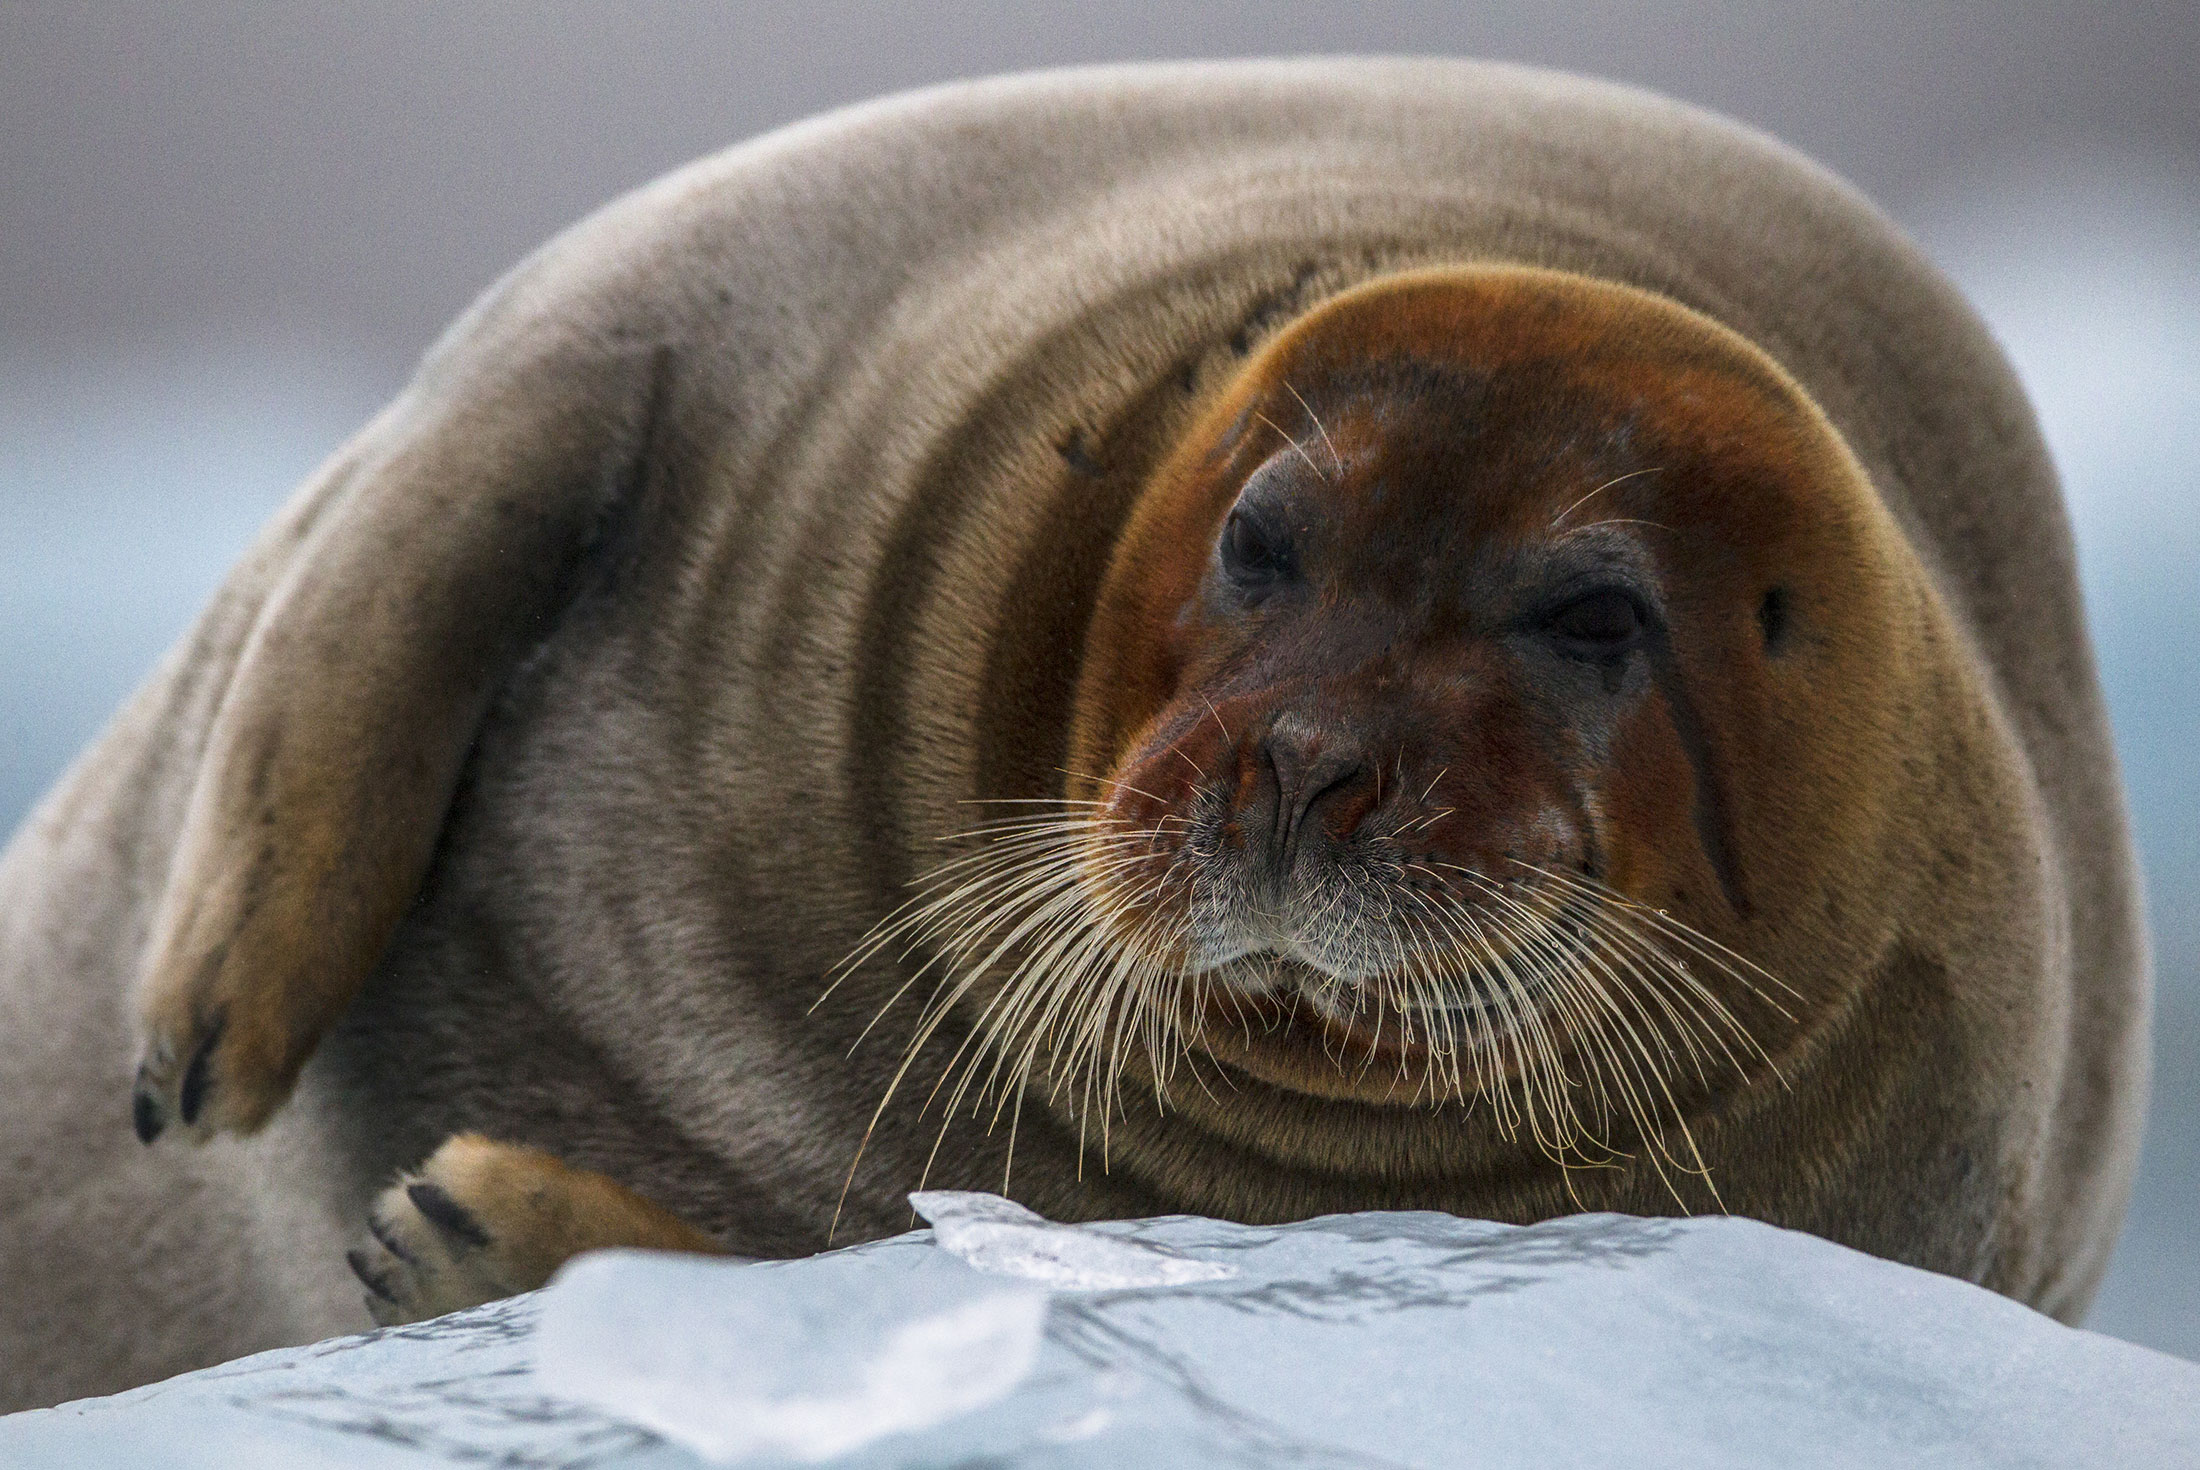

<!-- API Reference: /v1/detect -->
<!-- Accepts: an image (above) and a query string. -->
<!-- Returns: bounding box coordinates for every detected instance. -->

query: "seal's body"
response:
[0,60,2146,1410]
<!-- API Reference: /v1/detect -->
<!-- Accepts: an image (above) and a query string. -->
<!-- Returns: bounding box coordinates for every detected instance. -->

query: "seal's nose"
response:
[1250,717,1369,883]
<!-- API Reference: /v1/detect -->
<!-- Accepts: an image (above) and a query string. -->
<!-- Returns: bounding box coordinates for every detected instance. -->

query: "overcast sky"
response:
[4,1,2195,382]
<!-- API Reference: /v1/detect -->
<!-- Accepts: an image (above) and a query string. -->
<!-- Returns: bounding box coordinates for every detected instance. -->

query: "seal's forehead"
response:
[1268,265,1789,396]
[1223,348,1635,558]
[1225,266,1852,542]
[1250,266,1815,465]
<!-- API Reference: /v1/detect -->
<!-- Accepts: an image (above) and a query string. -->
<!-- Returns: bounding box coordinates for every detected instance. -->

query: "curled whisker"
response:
[1549,465,1664,529]
[1281,378,1345,479]
[1253,409,1332,484]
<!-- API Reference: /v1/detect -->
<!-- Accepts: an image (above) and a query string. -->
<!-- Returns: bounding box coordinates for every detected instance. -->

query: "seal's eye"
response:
[1220,508,1293,585]
[1545,587,1644,657]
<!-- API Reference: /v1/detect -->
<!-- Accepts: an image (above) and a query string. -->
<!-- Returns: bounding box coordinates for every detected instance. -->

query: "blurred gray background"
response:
[4,2,2194,1356]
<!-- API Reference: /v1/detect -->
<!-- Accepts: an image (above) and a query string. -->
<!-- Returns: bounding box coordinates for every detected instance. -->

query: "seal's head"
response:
[872,265,1932,1177]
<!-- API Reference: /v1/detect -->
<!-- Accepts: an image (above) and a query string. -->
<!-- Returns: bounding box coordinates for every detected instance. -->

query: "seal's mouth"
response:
[1179,938,1572,1102]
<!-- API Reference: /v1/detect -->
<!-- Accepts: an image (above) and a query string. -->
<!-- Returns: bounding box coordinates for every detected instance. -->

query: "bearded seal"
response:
[0,58,2146,1408]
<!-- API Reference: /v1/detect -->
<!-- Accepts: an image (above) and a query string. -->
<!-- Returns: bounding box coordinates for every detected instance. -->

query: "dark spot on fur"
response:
[1056,428,1104,478]
[1757,585,1791,656]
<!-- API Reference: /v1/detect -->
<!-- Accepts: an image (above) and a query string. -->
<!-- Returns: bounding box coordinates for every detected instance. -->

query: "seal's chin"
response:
[1182,949,1556,1106]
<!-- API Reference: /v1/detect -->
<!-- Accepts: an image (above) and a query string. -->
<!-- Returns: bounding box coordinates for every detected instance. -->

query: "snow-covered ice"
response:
[4,1201,2196,1467]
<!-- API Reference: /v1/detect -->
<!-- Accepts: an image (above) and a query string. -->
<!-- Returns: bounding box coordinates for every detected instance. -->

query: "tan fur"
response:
[0,59,2144,1410]
[348,1136,725,1325]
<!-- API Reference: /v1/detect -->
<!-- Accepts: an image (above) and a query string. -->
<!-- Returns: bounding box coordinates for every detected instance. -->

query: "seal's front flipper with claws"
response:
[348,1135,728,1326]
[126,315,673,1144]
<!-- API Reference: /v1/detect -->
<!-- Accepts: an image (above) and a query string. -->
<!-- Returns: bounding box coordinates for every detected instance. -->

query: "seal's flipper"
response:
[349,1135,726,1325]
[129,314,669,1143]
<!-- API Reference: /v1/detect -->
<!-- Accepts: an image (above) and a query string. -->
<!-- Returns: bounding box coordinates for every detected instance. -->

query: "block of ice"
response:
[5,1202,2197,1467]
[910,1190,1236,1289]
[532,1248,1046,1465]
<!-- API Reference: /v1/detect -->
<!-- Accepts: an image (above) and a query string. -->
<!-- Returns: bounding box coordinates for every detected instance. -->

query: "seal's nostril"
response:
[1250,721,1368,881]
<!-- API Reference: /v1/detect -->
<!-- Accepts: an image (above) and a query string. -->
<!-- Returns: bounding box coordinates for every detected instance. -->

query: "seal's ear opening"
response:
[129,328,668,1144]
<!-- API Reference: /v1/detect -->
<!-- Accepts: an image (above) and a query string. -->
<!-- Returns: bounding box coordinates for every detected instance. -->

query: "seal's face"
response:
[869,265,1910,1173]
[1093,371,1706,1107]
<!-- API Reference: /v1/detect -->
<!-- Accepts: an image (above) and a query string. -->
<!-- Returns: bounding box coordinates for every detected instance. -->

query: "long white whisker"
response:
[1281,379,1345,479]
[1548,465,1664,529]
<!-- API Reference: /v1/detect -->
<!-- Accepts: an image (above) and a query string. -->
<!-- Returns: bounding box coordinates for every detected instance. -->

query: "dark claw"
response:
[346,1247,398,1303]
[131,1073,165,1144]
[178,1016,223,1127]
[407,1182,491,1249]
[368,1211,420,1267]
